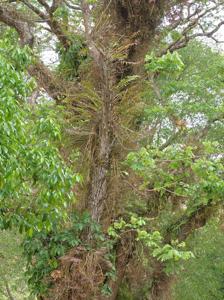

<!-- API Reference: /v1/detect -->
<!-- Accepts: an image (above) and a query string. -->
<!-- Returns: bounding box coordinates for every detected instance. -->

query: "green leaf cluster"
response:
[0,37,78,244]
[173,222,224,300]
[23,211,109,296]
[56,36,89,80]
[108,216,193,273]
[145,51,184,74]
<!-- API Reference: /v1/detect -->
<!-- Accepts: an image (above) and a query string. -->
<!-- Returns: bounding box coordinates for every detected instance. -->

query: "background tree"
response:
[172,221,224,300]
[0,0,223,299]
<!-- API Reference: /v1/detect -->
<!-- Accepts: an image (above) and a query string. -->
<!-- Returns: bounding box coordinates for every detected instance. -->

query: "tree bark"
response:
[87,62,113,222]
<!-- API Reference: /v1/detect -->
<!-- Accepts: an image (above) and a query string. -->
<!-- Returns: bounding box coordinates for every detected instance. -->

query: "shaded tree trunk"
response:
[87,63,114,222]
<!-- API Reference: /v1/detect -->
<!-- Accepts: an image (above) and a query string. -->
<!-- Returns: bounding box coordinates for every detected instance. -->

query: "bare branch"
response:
[64,0,81,10]
[36,0,50,11]
[190,20,224,39]
[50,0,63,14]
[47,18,70,49]
[20,0,48,20]
[160,114,224,151]
[0,6,34,46]
[80,0,91,37]
[161,1,224,54]
[80,0,103,66]
[28,60,65,102]
[19,0,70,49]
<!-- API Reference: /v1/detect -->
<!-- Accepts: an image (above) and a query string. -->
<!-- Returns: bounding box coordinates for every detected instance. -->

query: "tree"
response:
[0,0,223,299]
[173,221,224,300]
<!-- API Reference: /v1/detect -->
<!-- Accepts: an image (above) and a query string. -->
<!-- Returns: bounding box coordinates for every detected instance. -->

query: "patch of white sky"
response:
[40,36,59,66]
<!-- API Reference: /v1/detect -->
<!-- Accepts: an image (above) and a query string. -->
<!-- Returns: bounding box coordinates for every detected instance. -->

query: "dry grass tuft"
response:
[47,246,112,300]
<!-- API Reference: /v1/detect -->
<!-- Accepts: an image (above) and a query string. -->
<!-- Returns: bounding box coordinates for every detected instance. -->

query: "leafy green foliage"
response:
[53,5,69,21]
[0,4,223,299]
[126,144,224,231]
[56,36,89,79]
[23,212,103,295]
[0,35,80,298]
[0,37,77,236]
[124,41,224,233]
[173,222,224,300]
[0,34,85,300]
[141,42,224,148]
[119,41,224,298]
[145,51,184,74]
[108,216,194,274]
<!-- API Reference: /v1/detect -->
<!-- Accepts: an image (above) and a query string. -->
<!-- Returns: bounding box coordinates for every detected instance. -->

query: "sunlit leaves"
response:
[173,222,224,300]
[125,143,224,224]
[145,51,184,74]
[108,216,194,274]
[0,39,77,236]
[142,42,224,149]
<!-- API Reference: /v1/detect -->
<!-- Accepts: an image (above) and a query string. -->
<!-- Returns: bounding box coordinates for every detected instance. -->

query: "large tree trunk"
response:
[83,1,172,298]
[148,261,174,300]
[86,0,168,221]
[87,63,114,222]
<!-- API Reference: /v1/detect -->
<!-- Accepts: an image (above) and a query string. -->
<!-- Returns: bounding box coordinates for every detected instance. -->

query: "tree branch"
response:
[80,0,103,66]
[64,0,81,11]
[161,1,224,54]
[19,0,71,49]
[36,0,50,11]
[0,6,34,46]
[0,5,64,101]
[20,0,48,20]
[49,0,61,13]
[165,199,217,242]
[28,60,65,102]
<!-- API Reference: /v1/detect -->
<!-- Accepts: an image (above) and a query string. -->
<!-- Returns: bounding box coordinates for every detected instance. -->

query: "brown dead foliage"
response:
[46,246,112,300]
